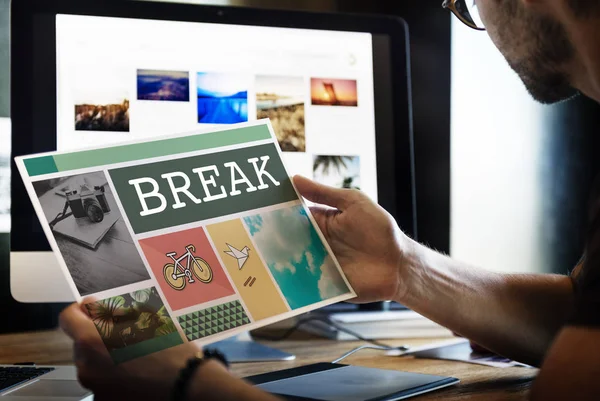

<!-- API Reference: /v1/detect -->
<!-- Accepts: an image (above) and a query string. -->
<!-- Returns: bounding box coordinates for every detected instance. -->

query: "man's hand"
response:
[59,301,223,401]
[60,302,279,401]
[59,301,207,401]
[293,176,577,368]
[293,175,411,304]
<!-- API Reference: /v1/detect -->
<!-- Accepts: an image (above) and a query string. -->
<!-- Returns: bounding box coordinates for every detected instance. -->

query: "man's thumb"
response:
[292,175,356,210]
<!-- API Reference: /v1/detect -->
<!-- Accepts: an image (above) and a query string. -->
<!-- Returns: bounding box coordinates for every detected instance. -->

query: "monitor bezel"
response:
[10,0,416,252]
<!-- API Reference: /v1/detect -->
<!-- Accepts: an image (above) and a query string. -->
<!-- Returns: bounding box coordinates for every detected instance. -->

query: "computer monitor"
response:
[10,0,415,304]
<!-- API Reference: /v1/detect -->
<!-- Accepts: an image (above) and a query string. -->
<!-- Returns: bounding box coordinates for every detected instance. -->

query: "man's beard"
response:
[509,59,578,104]
[504,10,579,104]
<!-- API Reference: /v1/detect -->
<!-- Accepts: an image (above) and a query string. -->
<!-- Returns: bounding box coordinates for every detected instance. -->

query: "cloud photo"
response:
[243,205,349,309]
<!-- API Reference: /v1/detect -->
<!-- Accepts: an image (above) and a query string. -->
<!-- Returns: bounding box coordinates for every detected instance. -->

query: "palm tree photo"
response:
[313,155,360,190]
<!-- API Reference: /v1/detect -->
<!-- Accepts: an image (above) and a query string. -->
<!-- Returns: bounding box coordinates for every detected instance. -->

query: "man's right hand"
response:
[293,175,414,304]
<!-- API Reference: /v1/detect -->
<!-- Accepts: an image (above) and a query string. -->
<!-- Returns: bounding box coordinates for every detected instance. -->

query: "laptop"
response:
[0,365,92,400]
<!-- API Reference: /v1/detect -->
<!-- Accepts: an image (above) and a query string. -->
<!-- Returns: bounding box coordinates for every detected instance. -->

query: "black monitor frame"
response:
[10,0,416,253]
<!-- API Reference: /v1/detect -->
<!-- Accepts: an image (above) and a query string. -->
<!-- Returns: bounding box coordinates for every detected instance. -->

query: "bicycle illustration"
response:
[163,244,213,290]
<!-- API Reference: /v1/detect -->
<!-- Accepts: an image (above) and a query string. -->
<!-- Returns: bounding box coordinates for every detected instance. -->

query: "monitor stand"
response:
[210,331,296,363]
[10,251,75,303]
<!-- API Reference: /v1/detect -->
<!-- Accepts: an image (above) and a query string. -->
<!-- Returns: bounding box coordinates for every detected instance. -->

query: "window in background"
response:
[1,0,8,233]
[450,19,546,274]
[1,0,9,233]
[0,118,9,232]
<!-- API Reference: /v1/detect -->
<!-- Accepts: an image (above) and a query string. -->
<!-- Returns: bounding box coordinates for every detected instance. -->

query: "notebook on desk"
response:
[246,362,459,401]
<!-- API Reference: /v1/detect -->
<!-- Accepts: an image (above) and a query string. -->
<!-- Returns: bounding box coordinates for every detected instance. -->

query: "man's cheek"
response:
[475,0,493,28]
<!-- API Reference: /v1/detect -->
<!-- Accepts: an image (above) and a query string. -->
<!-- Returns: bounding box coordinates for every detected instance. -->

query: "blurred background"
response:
[1,0,599,332]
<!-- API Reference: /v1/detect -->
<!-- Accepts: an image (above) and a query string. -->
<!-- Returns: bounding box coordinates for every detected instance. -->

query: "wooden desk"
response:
[0,329,536,400]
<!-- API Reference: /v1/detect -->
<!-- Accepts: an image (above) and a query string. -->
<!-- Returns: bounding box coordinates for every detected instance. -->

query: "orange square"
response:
[139,227,235,311]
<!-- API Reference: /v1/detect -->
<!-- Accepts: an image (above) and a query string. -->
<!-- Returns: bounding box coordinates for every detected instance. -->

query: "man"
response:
[59,0,600,399]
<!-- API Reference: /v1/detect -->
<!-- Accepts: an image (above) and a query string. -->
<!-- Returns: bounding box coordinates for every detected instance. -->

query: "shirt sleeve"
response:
[569,265,600,327]
[569,177,600,326]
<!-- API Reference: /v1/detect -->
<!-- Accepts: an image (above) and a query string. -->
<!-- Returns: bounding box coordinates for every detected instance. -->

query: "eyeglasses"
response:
[442,0,486,31]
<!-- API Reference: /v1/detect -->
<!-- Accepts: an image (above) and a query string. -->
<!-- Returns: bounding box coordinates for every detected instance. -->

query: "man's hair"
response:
[568,0,600,17]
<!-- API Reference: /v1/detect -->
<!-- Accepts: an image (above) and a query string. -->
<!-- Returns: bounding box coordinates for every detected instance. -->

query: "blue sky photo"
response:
[243,205,350,309]
[197,73,248,124]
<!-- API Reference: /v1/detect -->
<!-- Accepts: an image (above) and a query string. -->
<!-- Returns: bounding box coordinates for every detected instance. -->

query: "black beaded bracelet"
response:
[171,348,229,401]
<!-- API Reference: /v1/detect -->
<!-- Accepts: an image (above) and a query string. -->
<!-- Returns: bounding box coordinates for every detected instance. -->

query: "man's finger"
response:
[59,301,99,341]
[79,296,98,314]
[293,175,359,210]
[61,300,112,364]
[308,206,339,235]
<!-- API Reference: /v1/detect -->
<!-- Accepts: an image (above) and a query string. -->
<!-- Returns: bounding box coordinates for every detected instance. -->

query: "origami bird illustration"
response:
[224,243,250,270]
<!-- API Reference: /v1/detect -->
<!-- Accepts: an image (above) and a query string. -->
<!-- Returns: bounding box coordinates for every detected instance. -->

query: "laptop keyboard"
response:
[0,366,55,393]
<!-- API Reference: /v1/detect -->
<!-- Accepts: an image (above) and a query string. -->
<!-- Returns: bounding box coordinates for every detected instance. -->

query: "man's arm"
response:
[401,244,574,367]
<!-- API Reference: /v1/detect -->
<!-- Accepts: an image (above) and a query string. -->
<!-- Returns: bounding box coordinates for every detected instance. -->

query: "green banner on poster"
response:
[109,143,298,234]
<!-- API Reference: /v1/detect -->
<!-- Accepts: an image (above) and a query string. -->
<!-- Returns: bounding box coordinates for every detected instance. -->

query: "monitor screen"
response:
[11,1,413,252]
[55,14,378,202]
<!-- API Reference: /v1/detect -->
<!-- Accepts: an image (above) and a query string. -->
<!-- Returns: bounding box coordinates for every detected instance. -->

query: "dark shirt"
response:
[570,177,600,326]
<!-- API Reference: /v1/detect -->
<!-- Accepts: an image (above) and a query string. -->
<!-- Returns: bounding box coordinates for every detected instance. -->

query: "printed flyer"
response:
[15,120,355,363]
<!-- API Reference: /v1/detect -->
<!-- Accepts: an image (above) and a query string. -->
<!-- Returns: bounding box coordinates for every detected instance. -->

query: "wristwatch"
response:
[171,348,229,401]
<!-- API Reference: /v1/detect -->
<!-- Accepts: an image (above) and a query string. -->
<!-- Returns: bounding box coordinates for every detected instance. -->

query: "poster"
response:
[15,120,355,363]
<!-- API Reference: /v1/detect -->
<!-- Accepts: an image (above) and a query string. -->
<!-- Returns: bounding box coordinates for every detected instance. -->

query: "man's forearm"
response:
[398,240,575,366]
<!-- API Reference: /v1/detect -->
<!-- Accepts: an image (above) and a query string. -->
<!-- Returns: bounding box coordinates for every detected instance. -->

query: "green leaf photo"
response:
[85,287,179,353]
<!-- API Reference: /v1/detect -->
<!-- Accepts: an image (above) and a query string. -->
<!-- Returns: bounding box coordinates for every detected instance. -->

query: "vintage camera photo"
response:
[65,183,111,223]
[32,171,150,296]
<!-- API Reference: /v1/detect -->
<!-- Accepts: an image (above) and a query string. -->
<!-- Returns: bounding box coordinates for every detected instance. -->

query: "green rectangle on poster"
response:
[109,143,298,234]
[52,125,271,172]
[24,156,58,176]
[109,332,183,364]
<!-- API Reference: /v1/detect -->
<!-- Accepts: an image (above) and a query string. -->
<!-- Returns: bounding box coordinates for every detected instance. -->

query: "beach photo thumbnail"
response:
[310,78,358,107]
[137,69,190,102]
[85,287,183,364]
[256,75,305,152]
[313,155,360,190]
[243,205,350,310]
[197,72,248,124]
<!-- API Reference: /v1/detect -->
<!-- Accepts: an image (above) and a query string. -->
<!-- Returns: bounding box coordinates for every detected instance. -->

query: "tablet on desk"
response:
[245,362,459,401]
